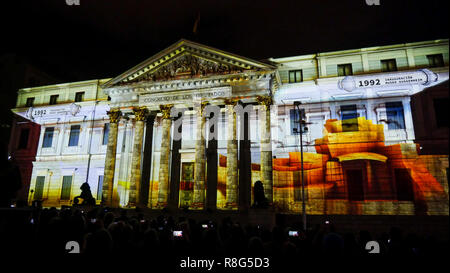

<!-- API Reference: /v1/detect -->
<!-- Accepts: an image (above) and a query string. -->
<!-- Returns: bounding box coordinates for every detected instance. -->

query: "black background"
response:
[1,0,448,82]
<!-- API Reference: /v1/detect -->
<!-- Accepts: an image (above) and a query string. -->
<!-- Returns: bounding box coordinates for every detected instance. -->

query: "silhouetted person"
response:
[73,182,96,205]
[84,228,113,254]
[248,236,265,256]
[252,181,268,208]
[322,230,344,255]
[388,226,407,256]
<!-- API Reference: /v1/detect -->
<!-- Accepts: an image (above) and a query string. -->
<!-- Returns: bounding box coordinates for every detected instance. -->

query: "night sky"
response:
[1,0,449,82]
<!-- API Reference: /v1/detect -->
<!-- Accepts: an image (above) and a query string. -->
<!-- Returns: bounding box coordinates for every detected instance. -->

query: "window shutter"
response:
[34,176,45,200]
[61,176,72,200]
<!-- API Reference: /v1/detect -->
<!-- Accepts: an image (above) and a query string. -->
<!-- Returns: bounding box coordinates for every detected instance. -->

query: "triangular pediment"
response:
[102,39,275,88]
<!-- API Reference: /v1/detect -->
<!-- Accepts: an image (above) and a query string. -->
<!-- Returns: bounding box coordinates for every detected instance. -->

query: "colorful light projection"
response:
[218,117,448,215]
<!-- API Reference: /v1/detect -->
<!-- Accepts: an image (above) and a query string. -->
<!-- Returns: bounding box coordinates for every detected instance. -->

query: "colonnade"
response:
[101,96,274,209]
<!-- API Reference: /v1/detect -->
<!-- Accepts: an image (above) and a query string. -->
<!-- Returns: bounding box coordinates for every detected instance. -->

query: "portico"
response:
[101,39,278,210]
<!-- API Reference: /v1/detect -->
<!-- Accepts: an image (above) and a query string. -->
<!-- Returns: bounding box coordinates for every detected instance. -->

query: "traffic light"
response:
[293,101,308,134]
[299,109,308,134]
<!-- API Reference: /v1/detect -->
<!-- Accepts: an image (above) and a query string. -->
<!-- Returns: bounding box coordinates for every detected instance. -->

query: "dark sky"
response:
[1,0,448,82]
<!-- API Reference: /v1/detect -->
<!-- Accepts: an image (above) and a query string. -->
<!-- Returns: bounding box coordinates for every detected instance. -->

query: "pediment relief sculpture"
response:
[123,53,244,84]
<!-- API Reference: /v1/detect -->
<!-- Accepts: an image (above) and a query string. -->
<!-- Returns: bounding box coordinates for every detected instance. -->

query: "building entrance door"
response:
[346,169,364,201]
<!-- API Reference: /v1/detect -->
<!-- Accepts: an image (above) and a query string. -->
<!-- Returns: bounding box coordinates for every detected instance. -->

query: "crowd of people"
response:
[1,206,448,267]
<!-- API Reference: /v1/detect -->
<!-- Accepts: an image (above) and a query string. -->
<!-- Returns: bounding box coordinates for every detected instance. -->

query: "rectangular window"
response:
[338,64,353,76]
[49,95,59,105]
[75,92,85,102]
[385,101,406,129]
[42,127,54,148]
[394,169,414,201]
[427,54,444,68]
[433,98,449,128]
[68,125,81,146]
[346,169,364,201]
[341,104,358,132]
[26,97,35,107]
[102,123,110,145]
[381,59,397,72]
[97,175,104,201]
[18,128,30,149]
[60,176,72,200]
[34,176,45,200]
[289,70,303,83]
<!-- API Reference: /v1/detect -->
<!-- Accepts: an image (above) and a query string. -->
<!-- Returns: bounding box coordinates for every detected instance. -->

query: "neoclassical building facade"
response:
[11,39,450,215]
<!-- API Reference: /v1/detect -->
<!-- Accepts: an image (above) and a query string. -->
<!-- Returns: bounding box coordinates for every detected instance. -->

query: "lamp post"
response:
[293,101,307,231]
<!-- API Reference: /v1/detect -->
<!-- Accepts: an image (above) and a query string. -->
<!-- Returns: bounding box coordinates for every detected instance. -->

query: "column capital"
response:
[133,106,149,121]
[107,108,122,123]
[256,95,273,106]
[224,98,239,106]
[195,101,208,116]
[159,104,174,119]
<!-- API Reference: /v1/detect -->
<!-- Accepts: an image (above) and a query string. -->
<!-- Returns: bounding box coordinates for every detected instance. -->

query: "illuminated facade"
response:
[11,39,449,215]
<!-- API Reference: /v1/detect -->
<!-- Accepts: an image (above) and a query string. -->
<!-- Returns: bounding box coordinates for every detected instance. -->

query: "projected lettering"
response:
[33,109,47,116]
[358,79,381,87]
[140,87,231,104]
[339,69,438,91]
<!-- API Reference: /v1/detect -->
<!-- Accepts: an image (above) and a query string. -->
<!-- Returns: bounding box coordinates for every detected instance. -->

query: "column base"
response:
[155,202,168,209]
[126,202,136,208]
[101,200,112,208]
[189,202,205,210]
[224,202,239,210]
[126,202,147,209]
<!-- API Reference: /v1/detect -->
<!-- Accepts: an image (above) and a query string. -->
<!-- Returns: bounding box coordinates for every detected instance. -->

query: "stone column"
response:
[191,102,208,209]
[257,95,273,204]
[402,98,415,142]
[102,108,122,207]
[156,104,173,208]
[225,99,238,209]
[128,107,148,207]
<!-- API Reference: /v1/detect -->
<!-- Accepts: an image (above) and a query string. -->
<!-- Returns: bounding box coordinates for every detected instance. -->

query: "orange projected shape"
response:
[288,152,329,169]
[217,116,447,215]
[337,152,388,163]
[219,154,261,170]
[273,153,328,171]
[401,159,446,200]
[315,117,385,157]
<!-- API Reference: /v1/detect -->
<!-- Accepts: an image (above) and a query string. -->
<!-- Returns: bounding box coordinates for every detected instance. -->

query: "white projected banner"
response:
[338,69,438,91]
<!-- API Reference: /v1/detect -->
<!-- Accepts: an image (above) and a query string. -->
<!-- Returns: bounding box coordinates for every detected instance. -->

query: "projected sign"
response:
[338,69,438,91]
[140,86,231,104]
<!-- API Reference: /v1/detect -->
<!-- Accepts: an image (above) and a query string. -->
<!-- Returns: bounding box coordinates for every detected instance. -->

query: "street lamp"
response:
[293,101,308,231]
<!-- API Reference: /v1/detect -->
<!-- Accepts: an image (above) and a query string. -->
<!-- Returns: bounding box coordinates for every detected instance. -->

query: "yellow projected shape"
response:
[337,152,388,163]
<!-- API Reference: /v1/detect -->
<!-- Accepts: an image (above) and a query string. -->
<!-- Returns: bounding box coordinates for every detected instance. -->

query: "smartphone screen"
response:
[173,231,183,237]
[289,231,299,237]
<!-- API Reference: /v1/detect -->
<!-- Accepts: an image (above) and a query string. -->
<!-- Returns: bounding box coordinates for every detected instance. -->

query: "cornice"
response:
[102,39,276,88]
[104,70,277,95]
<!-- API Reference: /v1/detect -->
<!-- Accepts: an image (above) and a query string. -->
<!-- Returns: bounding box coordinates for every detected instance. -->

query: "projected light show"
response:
[202,117,447,215]
[1,0,449,262]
